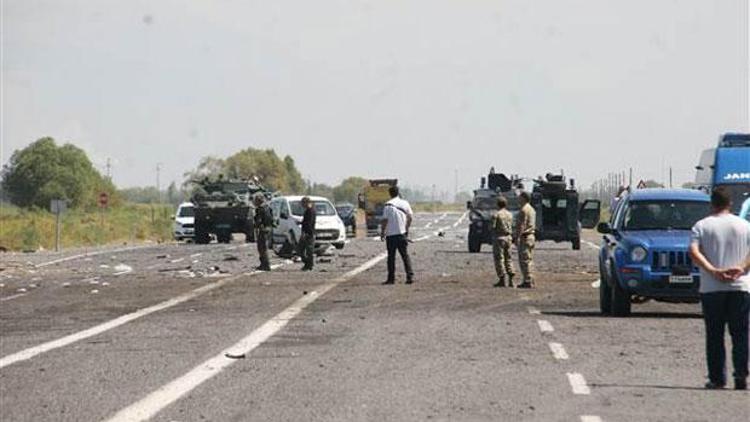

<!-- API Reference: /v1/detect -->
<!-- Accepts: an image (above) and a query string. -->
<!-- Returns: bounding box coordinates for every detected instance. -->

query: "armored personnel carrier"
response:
[466,171,524,253]
[190,177,271,244]
[531,173,600,250]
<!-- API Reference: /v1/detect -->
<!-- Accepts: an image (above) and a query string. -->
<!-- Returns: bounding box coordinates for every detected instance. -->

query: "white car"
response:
[270,196,347,255]
[173,202,195,241]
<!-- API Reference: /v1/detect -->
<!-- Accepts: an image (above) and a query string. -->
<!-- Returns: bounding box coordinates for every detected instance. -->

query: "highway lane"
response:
[0,215,746,421]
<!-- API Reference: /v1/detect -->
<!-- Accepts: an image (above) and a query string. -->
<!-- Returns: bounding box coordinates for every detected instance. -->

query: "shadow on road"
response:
[542,310,703,320]
[590,383,707,391]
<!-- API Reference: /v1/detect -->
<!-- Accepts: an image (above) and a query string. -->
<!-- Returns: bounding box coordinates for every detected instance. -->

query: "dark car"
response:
[335,202,357,235]
[597,188,710,316]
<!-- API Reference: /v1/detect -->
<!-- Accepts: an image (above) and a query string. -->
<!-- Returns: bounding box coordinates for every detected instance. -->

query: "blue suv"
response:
[597,188,710,316]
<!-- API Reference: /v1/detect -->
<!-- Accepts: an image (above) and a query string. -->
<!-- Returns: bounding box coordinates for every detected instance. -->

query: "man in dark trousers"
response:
[300,196,317,271]
[689,187,750,390]
[380,186,414,284]
[253,194,273,271]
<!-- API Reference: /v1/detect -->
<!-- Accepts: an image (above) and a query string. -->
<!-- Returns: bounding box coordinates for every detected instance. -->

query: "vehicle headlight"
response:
[630,246,647,262]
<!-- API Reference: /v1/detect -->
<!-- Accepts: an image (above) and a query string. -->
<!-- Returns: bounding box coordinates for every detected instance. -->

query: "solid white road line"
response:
[580,416,603,422]
[548,342,569,360]
[35,245,154,268]
[103,253,389,422]
[537,320,554,333]
[567,372,591,395]
[582,240,600,250]
[452,211,468,228]
[527,306,541,315]
[0,293,28,302]
[0,265,283,370]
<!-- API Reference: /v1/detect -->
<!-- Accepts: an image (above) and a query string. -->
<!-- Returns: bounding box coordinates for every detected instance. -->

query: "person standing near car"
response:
[300,196,317,271]
[492,196,516,287]
[688,187,750,390]
[513,191,536,289]
[380,186,415,284]
[253,194,273,272]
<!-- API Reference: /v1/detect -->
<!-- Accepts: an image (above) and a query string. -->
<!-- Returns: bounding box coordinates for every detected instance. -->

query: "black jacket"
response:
[302,207,316,236]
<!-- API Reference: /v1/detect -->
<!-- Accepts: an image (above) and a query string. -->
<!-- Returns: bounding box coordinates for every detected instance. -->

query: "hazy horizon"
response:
[2,0,748,197]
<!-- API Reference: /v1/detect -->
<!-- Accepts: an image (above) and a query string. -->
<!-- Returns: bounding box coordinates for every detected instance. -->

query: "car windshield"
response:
[622,200,709,230]
[290,200,337,216]
[178,206,194,217]
[336,205,354,214]
[473,197,498,210]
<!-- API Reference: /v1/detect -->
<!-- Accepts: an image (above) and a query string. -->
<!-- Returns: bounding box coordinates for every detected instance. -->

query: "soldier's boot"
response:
[507,274,515,288]
[517,280,534,289]
[493,278,506,288]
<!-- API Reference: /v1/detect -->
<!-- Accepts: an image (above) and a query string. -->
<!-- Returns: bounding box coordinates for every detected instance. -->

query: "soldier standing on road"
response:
[688,187,750,390]
[300,197,317,271]
[492,196,516,288]
[381,186,415,285]
[253,194,273,272]
[513,191,536,289]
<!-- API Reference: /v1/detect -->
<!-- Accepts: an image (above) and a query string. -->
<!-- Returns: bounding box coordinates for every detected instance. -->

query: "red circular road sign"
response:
[98,192,109,207]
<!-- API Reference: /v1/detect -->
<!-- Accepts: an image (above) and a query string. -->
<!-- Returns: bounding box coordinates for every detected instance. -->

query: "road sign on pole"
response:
[98,192,109,208]
[50,199,67,252]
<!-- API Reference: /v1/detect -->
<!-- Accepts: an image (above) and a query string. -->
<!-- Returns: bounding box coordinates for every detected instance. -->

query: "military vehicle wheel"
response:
[572,237,581,250]
[217,232,232,244]
[194,227,211,244]
[611,266,632,317]
[468,235,481,253]
[599,265,612,315]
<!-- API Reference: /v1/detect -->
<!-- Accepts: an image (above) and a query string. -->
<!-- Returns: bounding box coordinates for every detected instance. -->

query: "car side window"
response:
[270,200,281,218]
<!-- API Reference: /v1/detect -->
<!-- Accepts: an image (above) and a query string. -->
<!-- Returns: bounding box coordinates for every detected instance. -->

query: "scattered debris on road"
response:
[225,353,246,359]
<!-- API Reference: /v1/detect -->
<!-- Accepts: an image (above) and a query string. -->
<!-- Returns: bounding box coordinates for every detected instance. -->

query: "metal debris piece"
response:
[225,353,246,359]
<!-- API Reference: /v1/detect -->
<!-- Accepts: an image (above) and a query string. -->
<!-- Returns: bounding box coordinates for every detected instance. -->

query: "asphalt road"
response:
[1,212,747,421]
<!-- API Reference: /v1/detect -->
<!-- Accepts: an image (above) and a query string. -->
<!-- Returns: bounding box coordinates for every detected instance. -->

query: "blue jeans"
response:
[700,291,750,384]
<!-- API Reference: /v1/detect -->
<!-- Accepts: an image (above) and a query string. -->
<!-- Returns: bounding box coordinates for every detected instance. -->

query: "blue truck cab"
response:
[596,188,710,316]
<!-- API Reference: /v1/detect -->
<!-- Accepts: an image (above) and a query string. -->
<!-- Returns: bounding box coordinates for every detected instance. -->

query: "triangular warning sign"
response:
[636,180,647,189]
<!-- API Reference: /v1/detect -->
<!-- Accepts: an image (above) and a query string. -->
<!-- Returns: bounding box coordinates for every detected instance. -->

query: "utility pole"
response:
[106,158,112,180]
[156,163,163,203]
[432,184,437,212]
[669,166,673,188]
[454,169,458,204]
[629,167,633,188]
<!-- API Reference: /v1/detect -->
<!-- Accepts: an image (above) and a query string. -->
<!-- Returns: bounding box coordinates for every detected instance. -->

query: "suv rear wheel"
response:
[468,234,481,253]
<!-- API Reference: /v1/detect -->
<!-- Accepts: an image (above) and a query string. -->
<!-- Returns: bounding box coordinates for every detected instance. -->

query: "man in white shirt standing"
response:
[380,186,415,285]
[689,187,750,390]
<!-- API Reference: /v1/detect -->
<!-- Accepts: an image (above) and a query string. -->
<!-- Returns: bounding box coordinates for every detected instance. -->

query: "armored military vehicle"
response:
[190,177,271,244]
[531,173,601,250]
[466,172,524,253]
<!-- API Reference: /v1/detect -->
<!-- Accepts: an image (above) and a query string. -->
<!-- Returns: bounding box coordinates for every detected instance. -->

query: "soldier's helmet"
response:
[253,192,266,204]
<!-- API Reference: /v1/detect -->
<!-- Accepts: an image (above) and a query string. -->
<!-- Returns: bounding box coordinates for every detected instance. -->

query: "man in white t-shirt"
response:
[689,187,750,390]
[380,186,415,284]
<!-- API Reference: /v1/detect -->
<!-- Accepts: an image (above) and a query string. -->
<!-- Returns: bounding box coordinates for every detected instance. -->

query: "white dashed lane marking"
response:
[581,416,603,422]
[527,306,541,315]
[537,320,554,333]
[567,372,592,395]
[548,342,570,360]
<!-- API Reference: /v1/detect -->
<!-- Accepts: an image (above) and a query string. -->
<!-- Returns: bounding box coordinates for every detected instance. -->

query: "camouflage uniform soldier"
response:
[253,194,273,271]
[491,196,515,287]
[513,191,536,289]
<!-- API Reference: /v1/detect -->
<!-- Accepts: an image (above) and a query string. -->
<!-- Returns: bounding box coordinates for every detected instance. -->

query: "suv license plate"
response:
[669,275,693,284]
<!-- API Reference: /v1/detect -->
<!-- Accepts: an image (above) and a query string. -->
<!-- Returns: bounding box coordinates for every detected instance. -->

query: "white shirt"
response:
[383,197,413,237]
[691,213,750,293]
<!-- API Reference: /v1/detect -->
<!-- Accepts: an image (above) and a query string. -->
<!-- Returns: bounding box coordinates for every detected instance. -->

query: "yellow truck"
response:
[358,179,398,232]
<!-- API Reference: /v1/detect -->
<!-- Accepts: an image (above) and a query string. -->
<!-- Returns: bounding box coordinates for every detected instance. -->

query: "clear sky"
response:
[2,0,748,196]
